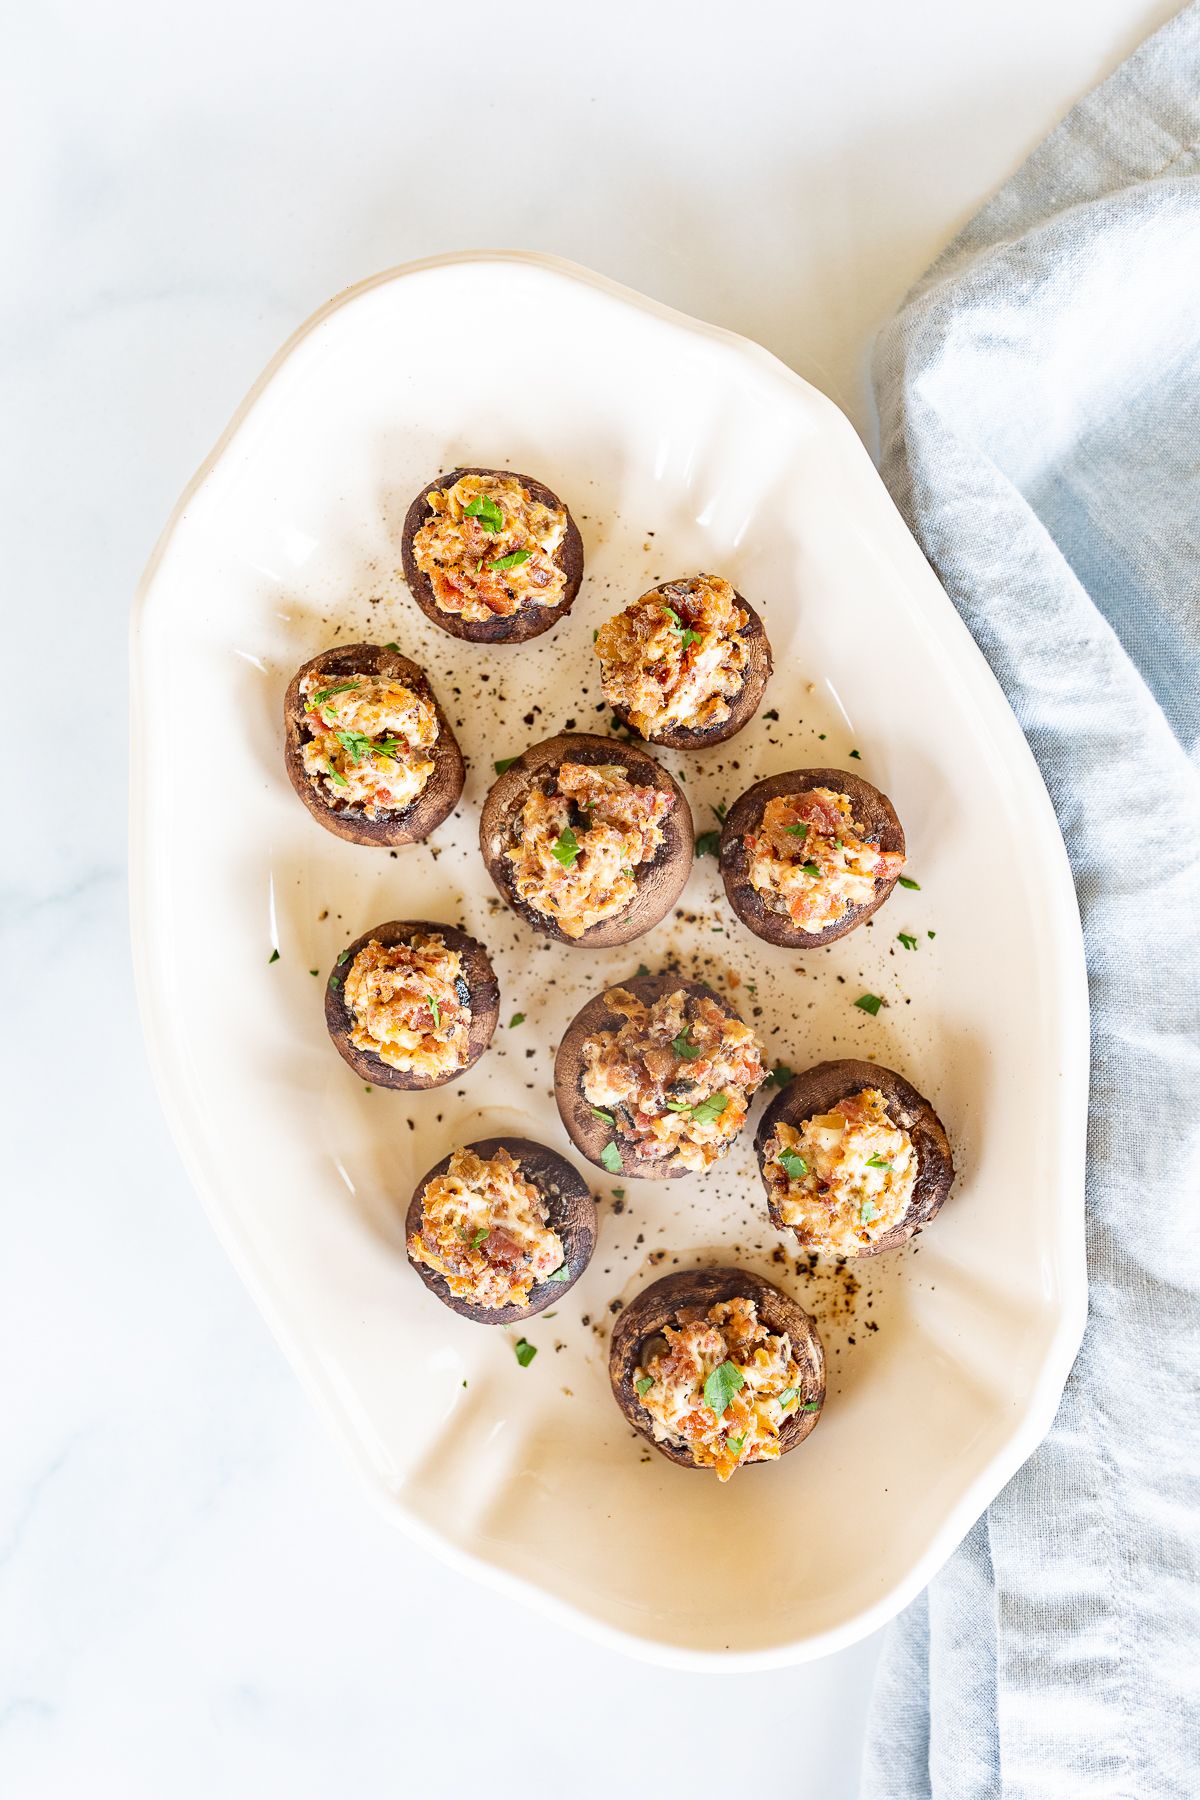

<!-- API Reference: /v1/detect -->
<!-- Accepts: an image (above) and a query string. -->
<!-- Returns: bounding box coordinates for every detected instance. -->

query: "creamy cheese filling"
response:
[763,1087,917,1253]
[412,472,567,623]
[342,934,470,1080]
[581,986,765,1170]
[300,671,438,818]
[407,1145,567,1310]
[743,788,905,933]
[504,760,673,939]
[594,574,749,736]
[634,1296,805,1482]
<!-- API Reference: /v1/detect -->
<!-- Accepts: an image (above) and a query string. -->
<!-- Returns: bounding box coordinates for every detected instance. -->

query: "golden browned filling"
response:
[300,672,438,818]
[342,933,470,1080]
[504,761,673,939]
[581,987,765,1170]
[634,1296,806,1482]
[763,1087,917,1253]
[411,473,567,623]
[407,1145,567,1310]
[594,574,749,737]
[743,788,905,933]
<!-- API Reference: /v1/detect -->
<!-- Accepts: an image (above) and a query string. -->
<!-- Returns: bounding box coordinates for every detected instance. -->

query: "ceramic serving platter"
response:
[130,252,1089,1666]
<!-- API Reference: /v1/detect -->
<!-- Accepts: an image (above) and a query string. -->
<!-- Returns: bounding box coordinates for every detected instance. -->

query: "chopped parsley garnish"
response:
[600,1141,622,1173]
[305,680,359,711]
[785,822,809,840]
[703,1359,745,1418]
[713,802,727,823]
[551,827,581,868]
[329,975,341,989]
[928,930,937,939]
[801,860,821,877]
[464,493,504,533]
[590,1106,616,1124]
[611,1187,625,1199]
[337,949,351,965]
[865,1154,892,1170]
[849,749,862,759]
[897,932,918,951]
[546,1263,571,1283]
[778,1147,808,1180]
[268,948,280,964]
[695,829,720,857]
[768,1064,795,1088]
[898,875,921,890]
[309,969,319,977]
[672,1028,702,1061]
[635,1376,655,1397]
[801,1400,821,1412]
[459,1224,489,1248]
[428,994,441,1027]
[513,1337,537,1367]
[489,548,531,572]
[325,761,349,787]
[854,993,883,1015]
[778,1387,799,1408]
[662,605,701,650]
[509,1012,526,1028]
[385,641,401,652]
[334,729,374,762]
[727,1435,746,1455]
[666,1092,729,1125]
[859,1199,878,1224]
[635,964,650,977]
[494,756,518,774]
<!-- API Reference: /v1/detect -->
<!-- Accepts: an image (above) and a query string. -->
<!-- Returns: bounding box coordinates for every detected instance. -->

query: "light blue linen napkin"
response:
[861,9,1200,1796]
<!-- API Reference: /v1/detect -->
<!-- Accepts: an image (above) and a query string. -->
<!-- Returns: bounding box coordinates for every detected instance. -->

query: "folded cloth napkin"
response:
[861,9,1200,1797]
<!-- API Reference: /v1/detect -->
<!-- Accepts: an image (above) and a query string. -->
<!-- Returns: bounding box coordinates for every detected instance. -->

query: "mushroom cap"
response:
[609,1266,825,1468]
[283,642,464,847]
[755,1058,955,1257]
[479,733,693,947]
[719,766,905,947]
[324,919,499,1091]
[405,1136,597,1324]
[605,585,773,749]
[400,467,584,644]
[553,972,753,1180]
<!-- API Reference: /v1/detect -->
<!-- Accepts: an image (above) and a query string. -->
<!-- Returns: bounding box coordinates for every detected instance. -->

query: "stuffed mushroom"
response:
[324,919,499,1090]
[406,1137,596,1323]
[479,734,692,947]
[401,467,584,644]
[554,973,766,1179]
[719,766,905,947]
[756,1058,954,1257]
[594,574,772,748]
[283,643,464,847]
[610,1267,824,1480]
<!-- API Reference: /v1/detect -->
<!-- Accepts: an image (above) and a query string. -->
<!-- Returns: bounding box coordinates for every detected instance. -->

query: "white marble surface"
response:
[4,1,1171,1792]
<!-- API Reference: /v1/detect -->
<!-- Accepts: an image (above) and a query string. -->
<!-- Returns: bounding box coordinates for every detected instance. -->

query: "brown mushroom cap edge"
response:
[606,585,773,750]
[405,1136,597,1324]
[610,1267,825,1469]
[755,1058,955,1257]
[554,972,752,1180]
[400,466,584,644]
[283,642,465,847]
[479,733,694,948]
[718,766,905,948]
[324,919,499,1091]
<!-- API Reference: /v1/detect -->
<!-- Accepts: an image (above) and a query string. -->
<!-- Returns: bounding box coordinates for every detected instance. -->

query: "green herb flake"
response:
[689,1092,729,1126]
[859,1199,878,1224]
[785,822,809,839]
[601,1141,623,1173]
[459,1224,489,1249]
[854,993,883,1016]
[778,1387,799,1408]
[337,949,351,965]
[778,1147,808,1181]
[635,964,650,977]
[703,1359,745,1418]
[305,680,360,711]
[385,641,401,653]
[494,756,518,774]
[801,1400,821,1412]
[713,802,727,823]
[898,875,921,891]
[325,760,349,788]
[672,1028,702,1061]
[590,1106,615,1124]
[769,1064,795,1088]
[801,860,821,877]
[428,994,441,1027]
[464,493,504,533]
[897,932,918,951]
[818,732,827,740]
[514,1337,537,1367]
[268,948,280,964]
[489,548,532,572]
[546,1263,571,1283]
[849,748,862,759]
[611,1187,625,1199]
[865,1154,892,1170]
[309,968,319,977]
[551,826,581,868]
[695,829,721,857]
[329,975,341,990]
[635,1376,654,1398]
[727,1434,746,1455]
[928,930,937,939]
[509,1012,526,1028]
